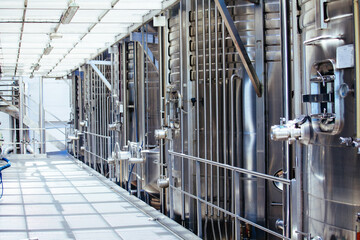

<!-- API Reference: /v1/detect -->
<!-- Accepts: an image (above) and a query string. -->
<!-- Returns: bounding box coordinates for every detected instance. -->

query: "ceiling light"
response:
[50,33,63,40]
[61,1,79,24]
[44,44,53,55]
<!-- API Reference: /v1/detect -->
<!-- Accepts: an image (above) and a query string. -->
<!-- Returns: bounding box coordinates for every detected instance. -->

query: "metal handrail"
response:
[169,186,290,240]
[168,151,291,185]
[83,131,111,139]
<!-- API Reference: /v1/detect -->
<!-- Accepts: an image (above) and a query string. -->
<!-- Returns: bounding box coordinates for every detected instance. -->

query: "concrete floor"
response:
[0,153,198,240]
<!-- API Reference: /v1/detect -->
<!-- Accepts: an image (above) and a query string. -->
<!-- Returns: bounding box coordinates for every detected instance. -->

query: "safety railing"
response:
[0,126,67,154]
[168,150,291,240]
[81,131,111,176]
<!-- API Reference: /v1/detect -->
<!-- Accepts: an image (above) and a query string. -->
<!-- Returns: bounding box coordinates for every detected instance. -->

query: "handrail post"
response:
[39,77,46,154]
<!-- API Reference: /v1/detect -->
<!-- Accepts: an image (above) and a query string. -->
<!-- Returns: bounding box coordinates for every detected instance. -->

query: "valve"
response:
[157,178,169,188]
[270,116,311,145]
[155,129,168,140]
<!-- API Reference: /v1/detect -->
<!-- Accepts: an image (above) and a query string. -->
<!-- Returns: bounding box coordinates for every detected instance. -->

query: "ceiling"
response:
[0,0,177,78]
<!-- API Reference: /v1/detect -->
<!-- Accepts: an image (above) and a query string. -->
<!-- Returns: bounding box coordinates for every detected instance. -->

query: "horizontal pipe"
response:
[168,151,291,185]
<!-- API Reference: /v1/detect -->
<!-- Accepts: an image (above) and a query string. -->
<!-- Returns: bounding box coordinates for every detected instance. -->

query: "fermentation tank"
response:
[299,0,360,239]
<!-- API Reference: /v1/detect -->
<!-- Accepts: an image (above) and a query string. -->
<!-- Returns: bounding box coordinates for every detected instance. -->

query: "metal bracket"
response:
[214,0,262,97]
[88,61,112,90]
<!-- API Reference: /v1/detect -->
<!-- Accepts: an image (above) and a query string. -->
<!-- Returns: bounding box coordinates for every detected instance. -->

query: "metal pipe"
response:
[122,42,127,147]
[230,73,242,240]
[208,0,214,219]
[195,1,203,236]
[355,0,360,139]
[215,5,222,231]
[202,0,208,219]
[179,2,186,222]
[158,23,165,214]
[222,19,229,240]
[39,77,45,154]
[145,24,149,148]
[280,0,292,237]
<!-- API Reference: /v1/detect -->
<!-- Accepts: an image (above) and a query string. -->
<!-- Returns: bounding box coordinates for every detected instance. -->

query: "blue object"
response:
[0,157,11,199]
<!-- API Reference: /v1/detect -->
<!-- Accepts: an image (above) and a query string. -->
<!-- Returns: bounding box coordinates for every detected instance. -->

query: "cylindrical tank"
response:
[299,0,360,238]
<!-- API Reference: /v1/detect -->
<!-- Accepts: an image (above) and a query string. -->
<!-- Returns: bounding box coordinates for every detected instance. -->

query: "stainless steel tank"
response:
[298,0,360,239]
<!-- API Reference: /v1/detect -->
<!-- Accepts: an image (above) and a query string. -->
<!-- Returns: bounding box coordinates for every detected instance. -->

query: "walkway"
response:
[0,153,198,240]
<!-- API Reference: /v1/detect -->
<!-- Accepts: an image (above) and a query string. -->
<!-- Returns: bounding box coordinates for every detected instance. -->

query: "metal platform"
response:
[0,153,199,240]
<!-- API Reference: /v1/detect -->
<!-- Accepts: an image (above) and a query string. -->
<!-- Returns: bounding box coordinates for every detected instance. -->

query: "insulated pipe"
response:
[280,0,292,237]
[355,0,360,139]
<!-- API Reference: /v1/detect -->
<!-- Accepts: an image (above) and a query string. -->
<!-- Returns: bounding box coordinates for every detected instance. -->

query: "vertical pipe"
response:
[122,42,127,147]
[19,77,24,154]
[291,0,304,236]
[186,0,196,231]
[158,23,165,213]
[169,142,175,219]
[179,2,186,222]
[208,0,214,220]
[145,24,149,148]
[222,19,228,239]
[354,0,360,140]
[195,1,203,237]
[230,74,241,240]
[215,6,222,237]
[280,0,292,238]
[202,1,208,219]
[39,77,45,154]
